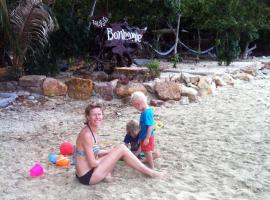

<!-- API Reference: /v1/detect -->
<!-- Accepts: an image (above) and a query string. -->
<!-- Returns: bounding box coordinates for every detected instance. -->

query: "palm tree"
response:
[10,0,56,69]
[0,0,56,72]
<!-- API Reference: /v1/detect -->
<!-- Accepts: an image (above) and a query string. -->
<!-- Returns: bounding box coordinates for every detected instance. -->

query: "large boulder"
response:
[19,75,46,87]
[154,81,181,101]
[43,78,67,97]
[19,75,46,94]
[115,82,147,98]
[94,80,117,101]
[197,76,214,96]
[66,77,93,100]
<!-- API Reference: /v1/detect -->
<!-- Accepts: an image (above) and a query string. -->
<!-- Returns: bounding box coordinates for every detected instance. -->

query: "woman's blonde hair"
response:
[130,91,147,104]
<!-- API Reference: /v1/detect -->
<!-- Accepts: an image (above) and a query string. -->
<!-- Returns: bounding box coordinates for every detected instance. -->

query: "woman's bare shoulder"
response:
[77,127,92,145]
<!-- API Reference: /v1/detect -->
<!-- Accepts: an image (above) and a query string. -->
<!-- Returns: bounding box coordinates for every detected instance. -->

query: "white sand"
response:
[0,59,270,200]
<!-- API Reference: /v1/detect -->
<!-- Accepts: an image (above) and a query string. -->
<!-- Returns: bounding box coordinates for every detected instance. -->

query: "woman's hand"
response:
[98,149,111,157]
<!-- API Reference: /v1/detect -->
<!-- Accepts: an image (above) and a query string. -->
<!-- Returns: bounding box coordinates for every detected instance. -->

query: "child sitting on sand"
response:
[123,119,143,159]
[130,91,160,169]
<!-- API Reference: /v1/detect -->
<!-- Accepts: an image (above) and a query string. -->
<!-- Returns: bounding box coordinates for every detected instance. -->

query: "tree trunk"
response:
[88,0,98,29]
[197,29,201,59]
[174,13,181,55]
[242,42,256,59]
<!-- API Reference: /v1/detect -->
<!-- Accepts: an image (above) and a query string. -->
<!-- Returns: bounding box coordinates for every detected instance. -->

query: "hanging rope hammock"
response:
[143,40,216,58]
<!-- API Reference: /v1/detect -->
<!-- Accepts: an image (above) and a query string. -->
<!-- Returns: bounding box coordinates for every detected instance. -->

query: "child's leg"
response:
[144,151,154,169]
[153,149,160,160]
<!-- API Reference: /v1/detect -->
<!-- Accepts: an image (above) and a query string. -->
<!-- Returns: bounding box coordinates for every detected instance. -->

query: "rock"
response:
[0,81,18,91]
[28,95,35,100]
[17,90,30,97]
[43,78,67,97]
[213,75,226,87]
[180,84,198,102]
[90,71,109,82]
[240,66,258,76]
[94,82,114,101]
[234,72,254,81]
[115,82,147,98]
[150,99,165,107]
[133,58,151,66]
[180,96,189,105]
[143,82,156,94]
[197,76,214,96]
[22,86,43,94]
[114,66,149,80]
[222,73,234,86]
[262,62,270,69]
[181,73,200,84]
[180,84,198,96]
[19,75,46,87]
[66,77,93,100]
[154,81,181,101]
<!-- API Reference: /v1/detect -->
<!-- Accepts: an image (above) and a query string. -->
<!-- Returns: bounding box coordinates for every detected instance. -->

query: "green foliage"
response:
[146,59,161,78]
[23,43,58,76]
[7,66,23,80]
[216,32,240,66]
[50,0,91,59]
[169,54,182,68]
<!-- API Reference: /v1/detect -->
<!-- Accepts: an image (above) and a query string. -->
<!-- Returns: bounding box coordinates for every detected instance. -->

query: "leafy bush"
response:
[145,59,161,78]
[216,32,240,66]
[169,54,182,68]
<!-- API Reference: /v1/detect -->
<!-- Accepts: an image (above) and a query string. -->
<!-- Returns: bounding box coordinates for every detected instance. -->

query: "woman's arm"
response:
[82,131,99,168]
[97,149,111,157]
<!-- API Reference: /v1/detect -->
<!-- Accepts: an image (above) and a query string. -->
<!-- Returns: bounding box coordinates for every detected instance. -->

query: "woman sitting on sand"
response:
[74,103,163,185]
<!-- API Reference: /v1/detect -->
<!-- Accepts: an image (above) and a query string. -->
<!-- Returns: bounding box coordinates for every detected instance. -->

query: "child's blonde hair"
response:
[130,91,147,104]
[126,119,139,135]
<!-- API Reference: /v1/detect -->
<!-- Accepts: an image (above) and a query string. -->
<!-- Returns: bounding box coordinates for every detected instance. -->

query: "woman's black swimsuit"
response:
[76,169,94,185]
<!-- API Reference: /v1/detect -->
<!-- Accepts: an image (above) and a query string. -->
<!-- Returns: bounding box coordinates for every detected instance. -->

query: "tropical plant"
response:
[10,0,56,69]
[146,59,161,78]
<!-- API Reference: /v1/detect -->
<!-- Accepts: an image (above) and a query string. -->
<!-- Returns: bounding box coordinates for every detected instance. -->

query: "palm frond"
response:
[10,0,55,67]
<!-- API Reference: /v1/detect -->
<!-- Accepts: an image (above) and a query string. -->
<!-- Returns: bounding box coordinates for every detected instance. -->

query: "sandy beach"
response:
[0,59,270,200]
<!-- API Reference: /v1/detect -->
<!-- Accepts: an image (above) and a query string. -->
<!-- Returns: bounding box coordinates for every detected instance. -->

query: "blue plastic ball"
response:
[48,154,58,164]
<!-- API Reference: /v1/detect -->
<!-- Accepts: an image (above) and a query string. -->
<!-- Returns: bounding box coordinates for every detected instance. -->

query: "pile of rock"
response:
[0,61,269,107]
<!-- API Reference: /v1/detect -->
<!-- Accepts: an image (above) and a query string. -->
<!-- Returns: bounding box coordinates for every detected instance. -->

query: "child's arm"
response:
[143,126,153,145]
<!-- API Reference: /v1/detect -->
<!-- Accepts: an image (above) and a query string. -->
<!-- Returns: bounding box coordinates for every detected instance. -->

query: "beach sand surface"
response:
[0,59,270,200]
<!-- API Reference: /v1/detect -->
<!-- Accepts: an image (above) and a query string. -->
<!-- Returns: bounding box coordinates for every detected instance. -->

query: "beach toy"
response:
[56,156,70,167]
[154,121,164,130]
[29,163,44,177]
[60,142,74,155]
[48,153,58,164]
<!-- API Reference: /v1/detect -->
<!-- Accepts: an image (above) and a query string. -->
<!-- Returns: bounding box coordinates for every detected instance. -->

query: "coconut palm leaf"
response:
[10,0,55,68]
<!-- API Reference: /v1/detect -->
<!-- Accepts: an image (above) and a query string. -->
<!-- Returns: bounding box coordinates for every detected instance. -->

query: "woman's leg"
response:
[90,144,162,184]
